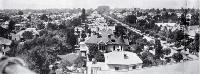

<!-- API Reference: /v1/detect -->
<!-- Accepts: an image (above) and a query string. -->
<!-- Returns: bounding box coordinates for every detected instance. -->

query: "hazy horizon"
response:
[0,0,199,9]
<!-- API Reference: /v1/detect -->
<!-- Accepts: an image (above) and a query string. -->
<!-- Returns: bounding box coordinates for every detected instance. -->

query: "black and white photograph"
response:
[0,0,199,74]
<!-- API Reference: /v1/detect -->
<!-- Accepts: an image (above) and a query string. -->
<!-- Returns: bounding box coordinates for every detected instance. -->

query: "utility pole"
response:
[198,0,200,27]
[198,0,200,56]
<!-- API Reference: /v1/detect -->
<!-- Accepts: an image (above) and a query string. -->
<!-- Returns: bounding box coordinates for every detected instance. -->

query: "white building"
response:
[87,51,143,74]
[104,51,143,71]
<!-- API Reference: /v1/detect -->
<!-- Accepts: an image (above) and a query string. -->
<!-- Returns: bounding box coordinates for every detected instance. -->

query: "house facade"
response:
[85,30,129,53]
[104,51,143,71]
[0,37,12,55]
[87,51,143,74]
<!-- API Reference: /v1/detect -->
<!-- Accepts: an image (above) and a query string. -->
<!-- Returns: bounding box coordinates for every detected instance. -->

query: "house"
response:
[85,30,129,53]
[104,51,143,71]
[79,42,89,57]
[87,51,143,74]
[184,25,200,38]
[0,37,12,54]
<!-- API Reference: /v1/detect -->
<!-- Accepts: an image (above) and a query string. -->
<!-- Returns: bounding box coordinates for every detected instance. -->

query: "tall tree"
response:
[8,20,16,32]
[155,39,163,59]
[194,33,199,52]
[125,15,137,24]
[81,8,86,23]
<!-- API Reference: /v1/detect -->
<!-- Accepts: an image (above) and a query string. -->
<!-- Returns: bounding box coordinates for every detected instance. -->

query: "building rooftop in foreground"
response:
[104,51,143,65]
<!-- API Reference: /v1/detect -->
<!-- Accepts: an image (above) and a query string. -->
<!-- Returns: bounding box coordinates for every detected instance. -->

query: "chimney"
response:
[124,54,128,59]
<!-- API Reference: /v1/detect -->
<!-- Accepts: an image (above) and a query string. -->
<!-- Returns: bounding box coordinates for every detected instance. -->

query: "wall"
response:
[106,45,124,52]
[107,64,129,71]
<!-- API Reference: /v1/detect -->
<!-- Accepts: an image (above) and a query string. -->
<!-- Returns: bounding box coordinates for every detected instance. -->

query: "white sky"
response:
[0,0,199,9]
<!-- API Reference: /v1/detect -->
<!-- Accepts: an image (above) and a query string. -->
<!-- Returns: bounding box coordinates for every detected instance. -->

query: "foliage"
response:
[40,14,48,21]
[139,51,155,67]
[8,20,16,31]
[81,8,86,23]
[22,31,34,39]
[194,33,199,52]
[88,45,105,62]
[154,39,163,59]
[125,15,137,24]
[172,53,183,62]
[18,11,24,15]
[14,24,77,74]
[162,48,171,55]
[0,14,10,22]
[47,23,58,30]
[115,26,127,37]
[70,17,81,26]
[37,22,45,30]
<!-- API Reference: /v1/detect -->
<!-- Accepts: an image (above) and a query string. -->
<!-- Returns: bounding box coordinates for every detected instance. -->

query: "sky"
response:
[0,0,199,9]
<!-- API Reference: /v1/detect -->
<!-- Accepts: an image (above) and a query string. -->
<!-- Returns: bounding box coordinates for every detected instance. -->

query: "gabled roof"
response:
[107,36,128,45]
[85,30,128,45]
[104,51,143,65]
[0,37,12,45]
[85,30,111,44]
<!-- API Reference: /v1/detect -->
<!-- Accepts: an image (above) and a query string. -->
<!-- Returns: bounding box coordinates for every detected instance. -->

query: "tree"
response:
[140,51,155,67]
[47,23,58,30]
[37,22,45,30]
[67,28,77,47]
[81,8,86,23]
[15,31,70,74]
[40,14,48,21]
[22,31,34,39]
[173,30,186,42]
[18,11,24,15]
[172,52,183,62]
[154,39,163,59]
[0,14,10,22]
[8,20,16,32]
[162,48,171,55]
[27,15,31,21]
[194,33,199,52]
[180,14,188,25]
[81,32,87,39]
[0,27,9,37]
[125,15,137,24]
[70,18,81,26]
[88,46,105,62]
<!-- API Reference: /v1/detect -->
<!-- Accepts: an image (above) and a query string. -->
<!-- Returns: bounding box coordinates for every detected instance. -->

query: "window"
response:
[111,39,115,42]
[115,67,119,70]
[113,46,115,51]
[132,66,136,69]
[99,45,105,50]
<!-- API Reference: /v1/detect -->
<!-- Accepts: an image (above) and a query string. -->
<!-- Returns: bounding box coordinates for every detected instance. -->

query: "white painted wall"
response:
[107,45,124,52]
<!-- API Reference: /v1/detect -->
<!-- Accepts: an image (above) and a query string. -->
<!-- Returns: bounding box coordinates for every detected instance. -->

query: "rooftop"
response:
[104,51,143,65]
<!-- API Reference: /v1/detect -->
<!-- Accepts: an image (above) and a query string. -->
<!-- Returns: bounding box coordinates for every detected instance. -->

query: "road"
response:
[104,15,170,46]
